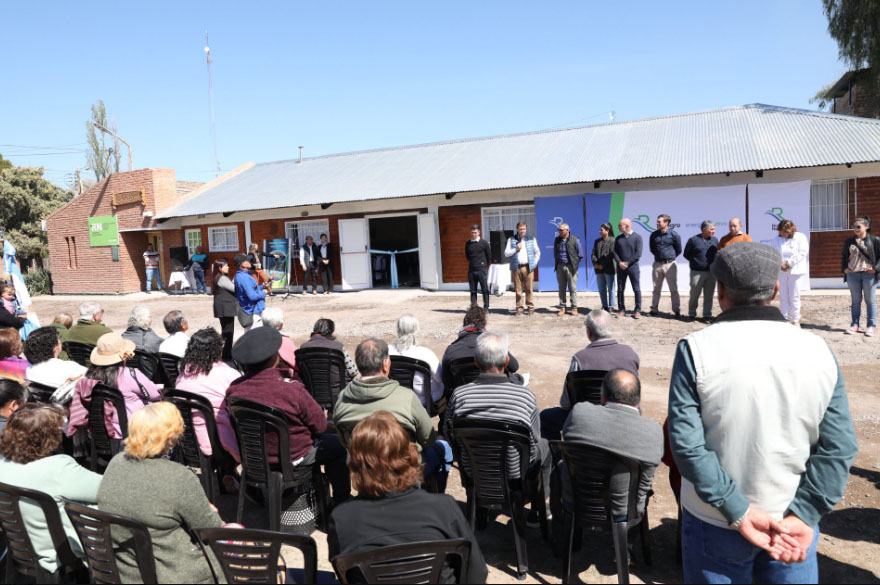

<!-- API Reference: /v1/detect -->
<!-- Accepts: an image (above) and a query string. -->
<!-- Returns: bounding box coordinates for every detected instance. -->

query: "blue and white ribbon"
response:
[368,248,419,289]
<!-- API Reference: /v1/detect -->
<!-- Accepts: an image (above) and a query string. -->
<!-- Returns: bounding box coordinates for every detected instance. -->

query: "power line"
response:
[3,151,84,157]
[0,143,86,150]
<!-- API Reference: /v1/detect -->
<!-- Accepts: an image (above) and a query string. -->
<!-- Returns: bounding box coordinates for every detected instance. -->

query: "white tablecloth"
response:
[487,264,511,295]
[168,271,191,289]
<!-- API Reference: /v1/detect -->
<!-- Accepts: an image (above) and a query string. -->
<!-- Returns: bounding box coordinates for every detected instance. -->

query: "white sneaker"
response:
[521,372,531,387]
[845,325,860,335]
[866,327,876,337]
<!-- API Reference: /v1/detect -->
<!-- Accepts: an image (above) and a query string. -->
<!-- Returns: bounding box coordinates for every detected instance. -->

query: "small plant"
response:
[24,269,53,296]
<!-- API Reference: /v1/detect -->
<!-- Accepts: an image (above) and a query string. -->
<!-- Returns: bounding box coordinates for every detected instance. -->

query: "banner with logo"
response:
[747,181,812,290]
[534,195,588,292]
[88,216,119,247]
[263,238,290,290]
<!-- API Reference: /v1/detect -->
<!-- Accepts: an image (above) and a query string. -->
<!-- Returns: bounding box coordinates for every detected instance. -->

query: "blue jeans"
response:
[682,508,819,584]
[422,439,452,493]
[145,268,163,291]
[847,271,878,328]
[193,269,207,294]
[617,264,641,313]
[596,272,616,310]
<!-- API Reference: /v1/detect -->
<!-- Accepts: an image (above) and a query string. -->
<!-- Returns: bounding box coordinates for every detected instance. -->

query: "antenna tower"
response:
[205,31,221,177]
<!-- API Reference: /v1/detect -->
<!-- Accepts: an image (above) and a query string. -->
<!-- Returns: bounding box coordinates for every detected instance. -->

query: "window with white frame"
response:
[208,226,239,252]
[185,229,202,257]
[810,180,848,231]
[285,219,331,259]
[482,205,537,240]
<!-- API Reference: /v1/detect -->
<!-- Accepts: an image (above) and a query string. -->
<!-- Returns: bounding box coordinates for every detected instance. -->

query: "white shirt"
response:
[504,236,541,266]
[771,232,809,276]
[388,343,444,406]
[320,243,329,259]
[158,331,190,358]
[26,358,87,389]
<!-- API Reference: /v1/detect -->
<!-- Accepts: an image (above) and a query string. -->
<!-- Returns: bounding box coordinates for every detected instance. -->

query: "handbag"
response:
[237,304,254,328]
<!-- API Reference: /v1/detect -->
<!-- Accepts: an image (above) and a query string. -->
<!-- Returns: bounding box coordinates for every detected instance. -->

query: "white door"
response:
[338,218,371,290]
[418,213,439,290]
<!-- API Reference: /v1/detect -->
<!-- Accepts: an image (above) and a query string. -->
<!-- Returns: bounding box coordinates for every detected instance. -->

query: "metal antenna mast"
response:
[205,31,221,177]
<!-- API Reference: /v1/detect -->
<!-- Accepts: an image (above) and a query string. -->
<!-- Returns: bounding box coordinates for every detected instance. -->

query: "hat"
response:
[232,326,283,365]
[710,241,781,301]
[90,332,136,367]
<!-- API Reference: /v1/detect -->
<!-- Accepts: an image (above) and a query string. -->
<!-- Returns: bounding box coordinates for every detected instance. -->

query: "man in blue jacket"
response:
[234,254,267,330]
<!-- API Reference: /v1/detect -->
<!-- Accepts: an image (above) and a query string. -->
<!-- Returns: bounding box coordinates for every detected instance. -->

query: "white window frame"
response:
[481,205,537,240]
[184,229,202,257]
[810,180,849,232]
[208,225,239,252]
[285,219,331,259]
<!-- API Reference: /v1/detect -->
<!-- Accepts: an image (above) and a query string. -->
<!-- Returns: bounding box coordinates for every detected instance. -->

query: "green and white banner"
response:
[88,215,119,247]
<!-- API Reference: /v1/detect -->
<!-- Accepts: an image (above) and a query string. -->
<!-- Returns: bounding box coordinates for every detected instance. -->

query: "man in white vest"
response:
[668,241,857,584]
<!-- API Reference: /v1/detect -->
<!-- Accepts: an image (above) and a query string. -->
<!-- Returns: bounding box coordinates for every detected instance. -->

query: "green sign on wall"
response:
[88,216,119,247]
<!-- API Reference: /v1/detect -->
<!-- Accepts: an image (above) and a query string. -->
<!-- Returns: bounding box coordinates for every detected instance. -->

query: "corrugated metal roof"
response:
[160,104,880,219]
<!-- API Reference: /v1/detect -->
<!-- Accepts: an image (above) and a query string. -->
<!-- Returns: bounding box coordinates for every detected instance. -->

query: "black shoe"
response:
[674,311,681,318]
[687,316,696,322]
[649,311,660,317]
[526,508,551,528]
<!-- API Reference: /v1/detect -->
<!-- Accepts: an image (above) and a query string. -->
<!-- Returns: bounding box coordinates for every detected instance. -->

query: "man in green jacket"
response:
[67,302,112,346]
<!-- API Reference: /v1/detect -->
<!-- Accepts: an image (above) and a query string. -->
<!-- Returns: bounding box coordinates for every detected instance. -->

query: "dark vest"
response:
[554,236,581,272]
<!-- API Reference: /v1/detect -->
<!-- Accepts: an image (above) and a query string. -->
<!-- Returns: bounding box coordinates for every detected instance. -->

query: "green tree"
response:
[85,100,121,181]
[0,166,74,268]
[822,0,880,83]
[0,153,12,172]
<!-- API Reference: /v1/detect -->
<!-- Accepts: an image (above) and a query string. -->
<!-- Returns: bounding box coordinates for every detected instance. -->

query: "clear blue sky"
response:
[0,0,848,187]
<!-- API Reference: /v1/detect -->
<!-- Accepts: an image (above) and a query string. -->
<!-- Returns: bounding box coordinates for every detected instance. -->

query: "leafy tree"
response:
[822,0,880,83]
[85,100,121,180]
[0,166,74,268]
[0,154,11,172]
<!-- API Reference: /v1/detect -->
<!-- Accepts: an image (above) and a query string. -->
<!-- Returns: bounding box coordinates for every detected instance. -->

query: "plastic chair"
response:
[0,482,85,584]
[450,418,548,579]
[132,349,160,383]
[63,499,158,584]
[227,397,331,532]
[564,369,607,407]
[164,389,223,503]
[86,383,128,473]
[551,441,653,585]
[445,357,481,396]
[26,381,56,403]
[389,355,439,417]
[157,352,182,387]
[332,539,472,585]
[195,527,318,584]
[294,347,347,413]
[63,342,95,368]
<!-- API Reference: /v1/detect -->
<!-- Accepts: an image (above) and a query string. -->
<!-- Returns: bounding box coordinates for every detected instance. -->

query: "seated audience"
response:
[98,402,223,584]
[445,331,550,525]
[262,307,298,371]
[540,309,640,440]
[388,314,444,410]
[0,379,26,438]
[122,305,164,353]
[158,310,189,357]
[441,306,524,393]
[67,302,112,346]
[51,313,74,360]
[559,369,662,519]
[0,404,102,574]
[300,317,358,381]
[335,338,449,491]
[67,333,163,440]
[0,327,28,383]
[25,326,87,390]
[218,327,350,504]
[329,411,488,584]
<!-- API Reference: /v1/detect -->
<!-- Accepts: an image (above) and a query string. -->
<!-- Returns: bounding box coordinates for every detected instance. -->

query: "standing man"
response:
[504,222,540,316]
[683,221,719,323]
[234,254,267,330]
[299,236,321,295]
[718,217,752,250]
[318,233,334,294]
[143,243,163,292]
[554,223,584,316]
[465,225,492,310]
[668,242,857,583]
[613,218,643,319]
[649,214,682,318]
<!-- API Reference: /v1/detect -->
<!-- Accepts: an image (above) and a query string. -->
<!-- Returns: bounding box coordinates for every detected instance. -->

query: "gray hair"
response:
[395,314,419,351]
[355,338,389,377]
[558,223,570,231]
[163,310,186,335]
[475,330,509,371]
[128,306,152,330]
[79,301,102,320]
[261,307,285,331]
[701,220,715,230]
[585,310,613,340]
[602,369,641,407]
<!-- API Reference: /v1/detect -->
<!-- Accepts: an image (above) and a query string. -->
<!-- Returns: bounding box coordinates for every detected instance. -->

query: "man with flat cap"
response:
[218,326,350,505]
[668,242,857,584]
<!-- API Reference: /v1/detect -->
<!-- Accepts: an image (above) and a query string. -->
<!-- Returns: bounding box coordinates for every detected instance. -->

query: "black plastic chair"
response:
[564,369,607,407]
[86,383,128,473]
[551,441,653,585]
[157,352,182,387]
[27,381,56,403]
[446,357,481,396]
[332,539,472,585]
[195,527,318,584]
[63,341,95,368]
[227,397,331,532]
[450,418,548,579]
[389,355,439,417]
[63,499,158,584]
[132,349,160,383]
[164,389,223,503]
[0,482,85,584]
[294,347,347,413]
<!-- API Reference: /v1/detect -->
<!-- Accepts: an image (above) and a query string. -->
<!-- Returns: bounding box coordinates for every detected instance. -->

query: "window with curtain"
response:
[208,226,239,252]
[481,205,537,238]
[810,180,848,231]
[185,229,202,256]
[285,220,330,258]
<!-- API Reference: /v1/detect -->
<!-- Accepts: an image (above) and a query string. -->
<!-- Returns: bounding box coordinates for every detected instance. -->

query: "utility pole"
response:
[205,31,221,177]
[76,168,83,195]
[90,122,133,170]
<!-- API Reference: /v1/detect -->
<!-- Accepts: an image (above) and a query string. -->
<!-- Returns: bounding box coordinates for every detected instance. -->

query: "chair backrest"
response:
[332,539,471,585]
[565,369,607,407]
[294,347,347,410]
[157,352,181,387]
[227,397,295,485]
[447,357,481,392]
[388,355,435,416]
[551,441,641,524]
[450,418,532,505]
[63,499,157,584]
[164,389,218,465]
[132,350,160,383]
[0,482,80,579]
[87,384,128,470]
[63,341,94,368]
[26,381,56,404]
[195,527,318,584]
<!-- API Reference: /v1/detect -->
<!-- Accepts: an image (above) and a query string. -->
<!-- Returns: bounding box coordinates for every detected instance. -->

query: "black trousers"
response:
[617,263,642,313]
[218,316,235,361]
[468,268,489,309]
[304,264,320,291]
[319,263,334,292]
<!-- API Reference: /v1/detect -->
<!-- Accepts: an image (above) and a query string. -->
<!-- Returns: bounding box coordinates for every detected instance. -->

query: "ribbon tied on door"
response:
[368,248,419,289]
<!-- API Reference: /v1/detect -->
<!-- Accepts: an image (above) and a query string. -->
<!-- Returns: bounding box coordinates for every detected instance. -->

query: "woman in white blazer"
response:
[771,219,810,327]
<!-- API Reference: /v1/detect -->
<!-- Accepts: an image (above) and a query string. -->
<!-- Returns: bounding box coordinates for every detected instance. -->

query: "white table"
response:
[487,264,512,296]
[168,271,191,289]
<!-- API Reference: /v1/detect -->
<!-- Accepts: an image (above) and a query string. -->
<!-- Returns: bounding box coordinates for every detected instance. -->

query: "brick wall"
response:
[831,81,880,119]
[810,177,880,277]
[439,204,482,282]
[179,222,247,277]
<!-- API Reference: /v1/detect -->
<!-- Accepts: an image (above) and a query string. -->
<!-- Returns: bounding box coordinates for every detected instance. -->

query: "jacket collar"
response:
[714,305,787,323]
[587,338,618,348]
[473,372,510,385]
[605,402,641,416]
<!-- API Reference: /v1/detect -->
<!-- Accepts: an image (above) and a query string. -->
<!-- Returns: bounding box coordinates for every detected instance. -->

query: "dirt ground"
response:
[30,288,880,584]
